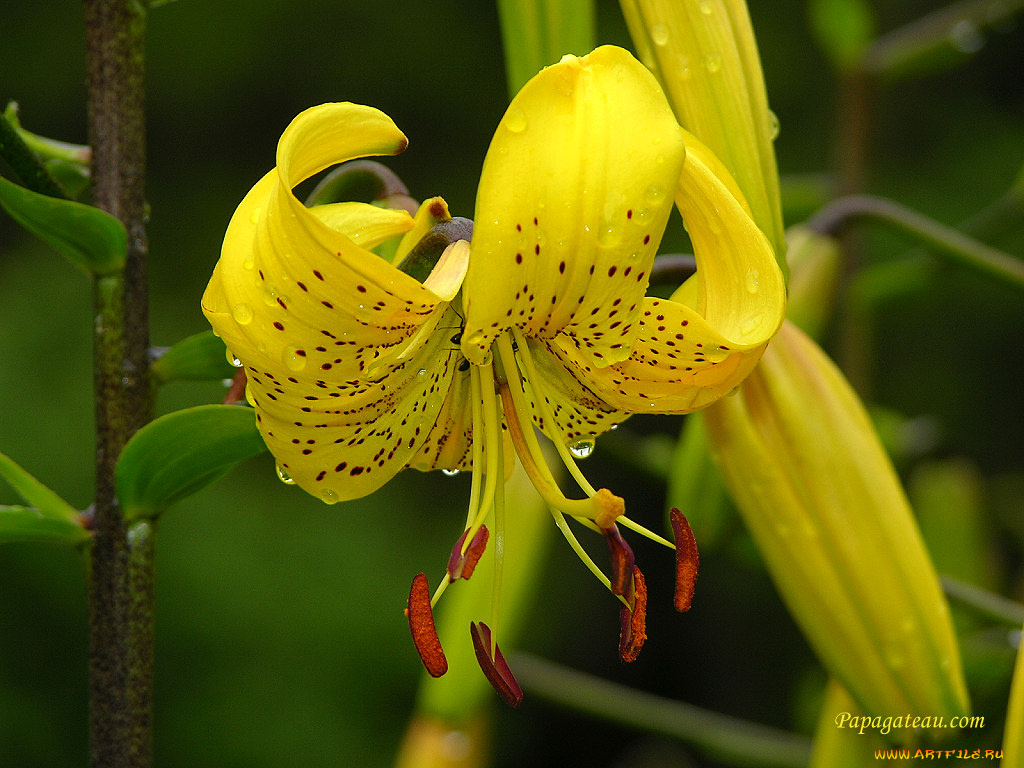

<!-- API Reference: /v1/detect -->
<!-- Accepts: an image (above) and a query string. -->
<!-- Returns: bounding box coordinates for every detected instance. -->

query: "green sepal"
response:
[151,330,236,383]
[0,174,126,275]
[115,404,268,521]
[0,505,90,547]
[0,449,82,523]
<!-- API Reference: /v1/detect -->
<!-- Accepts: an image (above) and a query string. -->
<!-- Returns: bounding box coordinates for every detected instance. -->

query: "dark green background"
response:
[2,1,1023,766]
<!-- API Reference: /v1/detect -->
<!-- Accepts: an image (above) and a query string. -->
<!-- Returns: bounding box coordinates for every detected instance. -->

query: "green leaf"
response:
[151,330,236,383]
[0,174,126,275]
[116,404,268,520]
[0,505,90,546]
[808,0,875,72]
[0,449,81,523]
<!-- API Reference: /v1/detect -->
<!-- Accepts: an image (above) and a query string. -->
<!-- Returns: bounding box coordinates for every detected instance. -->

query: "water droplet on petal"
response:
[320,488,339,504]
[568,438,595,459]
[441,468,460,477]
[598,223,622,248]
[249,208,261,225]
[225,348,243,368]
[262,285,279,307]
[699,0,714,15]
[283,346,307,372]
[232,303,253,325]
[644,184,667,205]
[704,54,723,74]
[242,254,255,270]
[745,268,761,294]
[741,313,765,336]
[504,105,527,133]
[651,24,670,46]
[276,465,296,485]
[767,109,781,140]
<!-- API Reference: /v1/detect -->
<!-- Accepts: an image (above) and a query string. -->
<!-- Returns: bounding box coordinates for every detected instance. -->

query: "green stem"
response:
[941,575,1024,628]
[808,193,1024,292]
[510,653,812,768]
[83,1,154,766]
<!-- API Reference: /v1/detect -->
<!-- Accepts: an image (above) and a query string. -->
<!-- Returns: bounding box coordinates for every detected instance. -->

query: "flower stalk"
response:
[83,0,155,765]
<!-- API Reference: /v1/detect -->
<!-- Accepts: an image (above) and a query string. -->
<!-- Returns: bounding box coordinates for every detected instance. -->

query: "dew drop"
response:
[767,109,781,140]
[441,468,460,477]
[567,438,595,459]
[244,384,257,407]
[262,285,279,307]
[704,53,723,74]
[225,348,243,368]
[232,303,254,325]
[629,251,642,262]
[699,0,714,15]
[597,223,622,248]
[504,105,527,133]
[320,488,340,504]
[249,208,261,225]
[644,184,667,204]
[635,207,652,223]
[741,313,765,336]
[651,24,670,46]
[283,346,307,372]
[745,268,761,294]
[242,254,255,270]
[276,465,296,485]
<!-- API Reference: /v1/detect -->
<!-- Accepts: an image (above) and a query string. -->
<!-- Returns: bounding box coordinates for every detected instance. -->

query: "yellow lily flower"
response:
[202,44,783,703]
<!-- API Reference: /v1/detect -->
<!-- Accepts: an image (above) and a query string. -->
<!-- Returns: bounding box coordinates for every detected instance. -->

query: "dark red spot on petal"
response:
[405,573,448,677]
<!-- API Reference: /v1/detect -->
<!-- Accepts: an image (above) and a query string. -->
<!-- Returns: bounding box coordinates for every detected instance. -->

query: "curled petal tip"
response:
[406,573,448,677]
[619,565,648,663]
[469,621,523,708]
[447,525,489,581]
[671,508,699,612]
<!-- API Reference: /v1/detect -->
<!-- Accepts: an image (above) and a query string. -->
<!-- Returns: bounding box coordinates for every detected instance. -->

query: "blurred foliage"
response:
[1,1,1023,767]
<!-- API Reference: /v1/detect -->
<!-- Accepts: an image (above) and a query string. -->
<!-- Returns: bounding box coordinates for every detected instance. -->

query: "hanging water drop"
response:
[320,488,340,504]
[225,348,243,368]
[651,24,670,46]
[441,468,461,477]
[567,438,595,459]
[276,465,296,485]
[767,109,780,140]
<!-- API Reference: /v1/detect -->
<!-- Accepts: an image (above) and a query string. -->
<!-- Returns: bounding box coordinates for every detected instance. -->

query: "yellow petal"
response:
[542,131,784,415]
[249,304,470,502]
[393,196,452,265]
[202,103,473,502]
[461,45,686,368]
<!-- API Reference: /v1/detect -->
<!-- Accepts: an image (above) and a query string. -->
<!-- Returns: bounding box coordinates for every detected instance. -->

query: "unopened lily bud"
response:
[703,321,969,723]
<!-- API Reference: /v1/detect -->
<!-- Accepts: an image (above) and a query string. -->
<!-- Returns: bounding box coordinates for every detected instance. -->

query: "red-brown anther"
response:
[603,522,635,599]
[670,508,699,612]
[405,573,448,677]
[618,565,648,663]
[447,524,490,581]
[469,621,523,708]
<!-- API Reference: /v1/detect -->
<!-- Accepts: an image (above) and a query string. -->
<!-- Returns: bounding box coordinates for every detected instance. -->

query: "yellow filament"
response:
[495,334,609,521]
